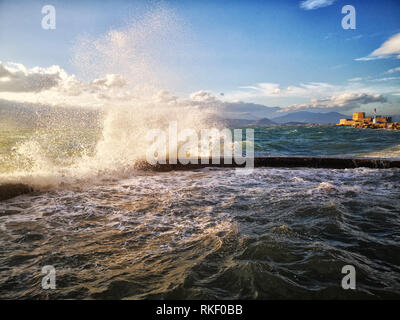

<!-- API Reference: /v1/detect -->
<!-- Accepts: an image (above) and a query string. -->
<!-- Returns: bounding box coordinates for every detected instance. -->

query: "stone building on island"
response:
[337,111,399,130]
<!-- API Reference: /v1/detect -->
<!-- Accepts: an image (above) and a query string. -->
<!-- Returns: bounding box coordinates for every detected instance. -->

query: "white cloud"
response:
[285,82,335,96]
[386,66,400,74]
[239,83,281,97]
[0,61,394,119]
[0,61,135,108]
[0,61,61,92]
[189,90,218,103]
[90,74,127,90]
[300,0,335,10]
[356,33,400,61]
[155,90,178,104]
[371,77,400,82]
[227,77,400,107]
[279,92,387,112]
[347,75,400,84]
[348,77,363,82]
[230,82,336,100]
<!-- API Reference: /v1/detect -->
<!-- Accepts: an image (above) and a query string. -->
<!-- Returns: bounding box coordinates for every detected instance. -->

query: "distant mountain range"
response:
[391,115,400,122]
[272,111,349,124]
[223,111,351,126]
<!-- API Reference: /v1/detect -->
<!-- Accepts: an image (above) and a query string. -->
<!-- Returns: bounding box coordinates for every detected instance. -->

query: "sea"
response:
[1,124,400,299]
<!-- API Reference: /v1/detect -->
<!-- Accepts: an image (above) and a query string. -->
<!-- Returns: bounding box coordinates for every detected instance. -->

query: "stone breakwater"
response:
[2,157,399,201]
[136,156,400,171]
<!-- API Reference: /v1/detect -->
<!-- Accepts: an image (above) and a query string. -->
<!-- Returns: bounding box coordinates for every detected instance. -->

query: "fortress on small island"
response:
[337,110,400,130]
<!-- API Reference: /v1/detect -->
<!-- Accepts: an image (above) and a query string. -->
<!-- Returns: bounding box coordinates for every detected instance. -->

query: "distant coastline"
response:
[222,111,400,127]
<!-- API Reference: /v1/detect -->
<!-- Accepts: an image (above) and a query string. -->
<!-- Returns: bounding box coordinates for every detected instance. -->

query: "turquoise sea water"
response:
[252,125,400,158]
[1,125,400,175]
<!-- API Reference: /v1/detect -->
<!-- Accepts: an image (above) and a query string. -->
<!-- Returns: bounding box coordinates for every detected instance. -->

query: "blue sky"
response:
[0,0,400,117]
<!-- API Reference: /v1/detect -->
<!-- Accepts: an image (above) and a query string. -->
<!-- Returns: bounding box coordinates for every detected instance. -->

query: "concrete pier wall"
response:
[137,156,400,171]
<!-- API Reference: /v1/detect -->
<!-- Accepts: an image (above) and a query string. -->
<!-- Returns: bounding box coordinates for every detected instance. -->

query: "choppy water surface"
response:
[2,126,400,175]
[1,167,400,299]
[253,125,400,158]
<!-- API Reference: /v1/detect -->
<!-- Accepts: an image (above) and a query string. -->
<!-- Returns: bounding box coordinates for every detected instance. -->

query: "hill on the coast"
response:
[271,111,348,124]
